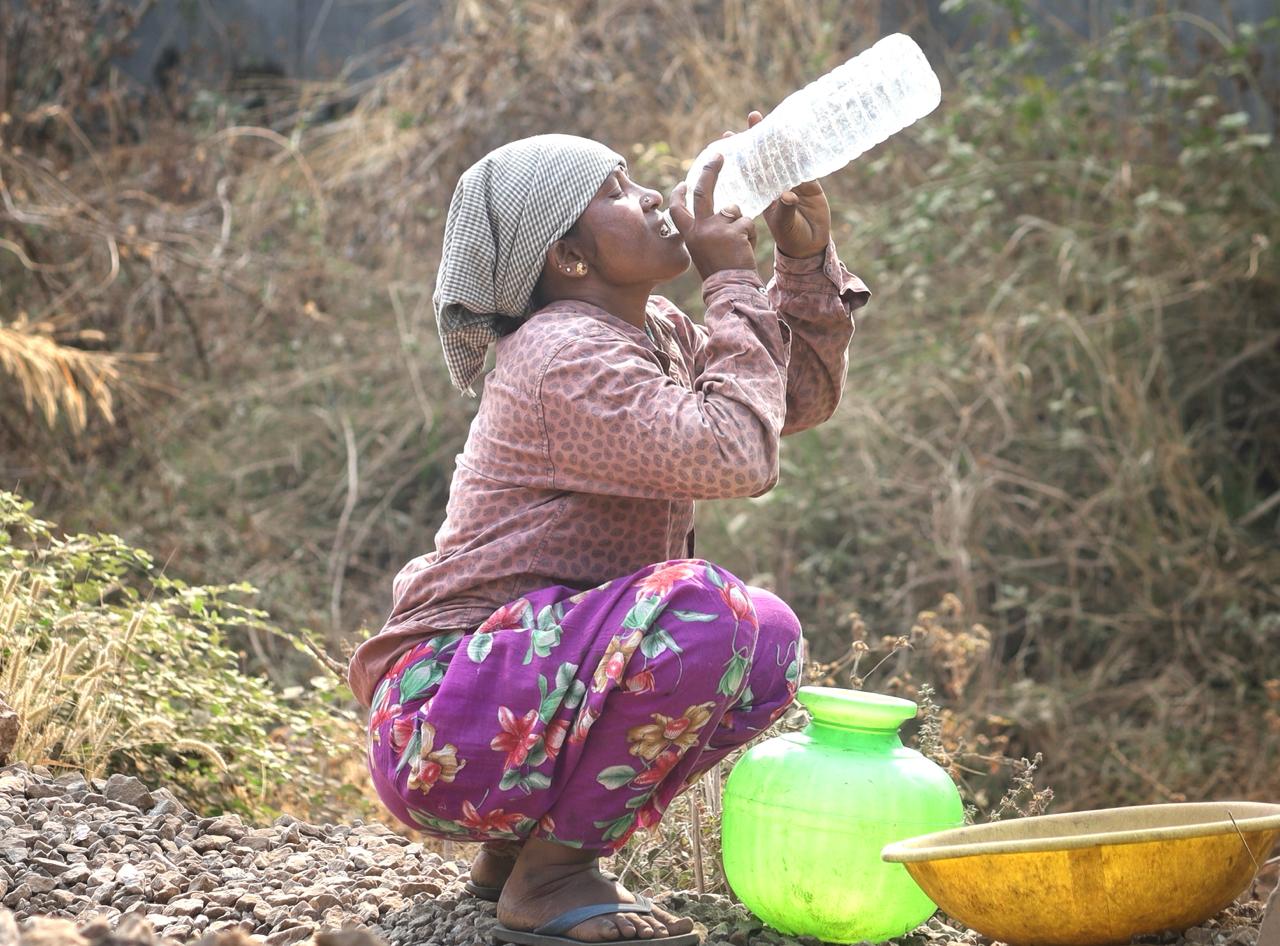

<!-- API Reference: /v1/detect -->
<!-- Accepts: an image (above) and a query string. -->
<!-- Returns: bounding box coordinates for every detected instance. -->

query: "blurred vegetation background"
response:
[1,0,1277,889]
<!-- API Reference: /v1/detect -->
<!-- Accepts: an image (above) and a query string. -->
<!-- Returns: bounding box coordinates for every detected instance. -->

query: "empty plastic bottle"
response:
[683,33,941,220]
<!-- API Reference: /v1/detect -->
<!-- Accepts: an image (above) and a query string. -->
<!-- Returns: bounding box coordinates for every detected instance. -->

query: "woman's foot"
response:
[469,839,523,891]
[497,838,696,942]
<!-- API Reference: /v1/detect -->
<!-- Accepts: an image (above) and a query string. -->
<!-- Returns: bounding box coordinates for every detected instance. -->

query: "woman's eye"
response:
[611,191,625,199]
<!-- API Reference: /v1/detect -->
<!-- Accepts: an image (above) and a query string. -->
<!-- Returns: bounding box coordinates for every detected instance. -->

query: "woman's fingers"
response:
[691,152,724,218]
[668,181,694,231]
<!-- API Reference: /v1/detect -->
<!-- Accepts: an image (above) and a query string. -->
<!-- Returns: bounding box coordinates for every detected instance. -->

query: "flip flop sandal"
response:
[464,879,503,902]
[489,894,702,946]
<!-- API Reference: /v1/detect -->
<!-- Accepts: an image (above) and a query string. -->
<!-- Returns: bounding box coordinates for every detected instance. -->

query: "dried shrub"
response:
[0,491,373,825]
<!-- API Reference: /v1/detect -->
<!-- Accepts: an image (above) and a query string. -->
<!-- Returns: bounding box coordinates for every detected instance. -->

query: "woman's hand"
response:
[668,153,759,281]
[724,110,832,260]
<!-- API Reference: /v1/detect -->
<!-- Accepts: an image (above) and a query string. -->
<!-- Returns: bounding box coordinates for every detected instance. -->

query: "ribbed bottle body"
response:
[683,33,941,219]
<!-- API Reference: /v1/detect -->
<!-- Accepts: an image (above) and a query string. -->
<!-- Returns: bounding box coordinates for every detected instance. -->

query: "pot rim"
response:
[881,800,1280,863]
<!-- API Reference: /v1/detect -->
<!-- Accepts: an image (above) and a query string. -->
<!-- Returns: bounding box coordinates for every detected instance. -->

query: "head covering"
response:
[433,133,626,397]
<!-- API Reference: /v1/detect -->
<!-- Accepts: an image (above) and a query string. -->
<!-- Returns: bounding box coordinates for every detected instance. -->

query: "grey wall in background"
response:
[114,1,1276,98]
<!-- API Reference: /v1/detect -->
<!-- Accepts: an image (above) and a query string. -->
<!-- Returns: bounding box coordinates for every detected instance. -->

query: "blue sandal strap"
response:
[535,895,654,936]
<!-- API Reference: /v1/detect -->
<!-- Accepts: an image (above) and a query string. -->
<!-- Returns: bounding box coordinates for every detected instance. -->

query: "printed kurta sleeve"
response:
[538,269,790,501]
[770,240,870,434]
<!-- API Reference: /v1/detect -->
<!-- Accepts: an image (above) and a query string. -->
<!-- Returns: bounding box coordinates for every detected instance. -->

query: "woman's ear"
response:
[546,239,587,278]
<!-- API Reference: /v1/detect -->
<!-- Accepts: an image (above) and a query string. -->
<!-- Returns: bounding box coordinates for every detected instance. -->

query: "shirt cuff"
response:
[701,267,768,301]
[773,239,872,310]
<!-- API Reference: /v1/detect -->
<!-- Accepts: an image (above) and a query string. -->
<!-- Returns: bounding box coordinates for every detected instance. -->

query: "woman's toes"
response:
[614,914,642,939]
[594,916,624,940]
[639,914,667,937]
[651,906,694,935]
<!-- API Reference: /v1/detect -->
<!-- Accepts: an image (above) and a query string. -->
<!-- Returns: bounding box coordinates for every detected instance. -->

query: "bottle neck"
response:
[805,718,904,750]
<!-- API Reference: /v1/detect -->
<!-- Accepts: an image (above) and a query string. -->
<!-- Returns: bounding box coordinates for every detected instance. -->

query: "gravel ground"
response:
[0,762,1267,946]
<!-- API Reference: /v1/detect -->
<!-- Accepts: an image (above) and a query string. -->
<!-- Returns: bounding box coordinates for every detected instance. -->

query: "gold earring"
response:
[574,262,588,276]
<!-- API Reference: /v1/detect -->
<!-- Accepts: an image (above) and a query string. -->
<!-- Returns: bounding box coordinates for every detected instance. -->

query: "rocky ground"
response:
[0,762,1269,946]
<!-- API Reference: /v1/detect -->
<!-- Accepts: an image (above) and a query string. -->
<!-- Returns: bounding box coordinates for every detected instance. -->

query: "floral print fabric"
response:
[365,558,802,852]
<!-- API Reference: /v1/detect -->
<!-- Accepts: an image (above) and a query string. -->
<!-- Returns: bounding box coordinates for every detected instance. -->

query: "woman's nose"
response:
[641,189,662,211]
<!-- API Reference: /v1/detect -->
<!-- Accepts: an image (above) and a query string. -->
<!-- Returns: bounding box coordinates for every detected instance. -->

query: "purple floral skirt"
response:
[365,558,803,853]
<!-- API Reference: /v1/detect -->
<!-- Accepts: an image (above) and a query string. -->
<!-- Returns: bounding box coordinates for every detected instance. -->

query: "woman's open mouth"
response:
[657,210,679,239]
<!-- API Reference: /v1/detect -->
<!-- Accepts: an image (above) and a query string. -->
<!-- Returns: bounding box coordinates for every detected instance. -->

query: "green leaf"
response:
[703,563,725,589]
[622,594,664,630]
[624,792,652,809]
[717,652,750,697]
[499,768,522,791]
[435,631,464,653]
[526,741,547,768]
[538,690,563,724]
[669,609,717,622]
[533,625,562,658]
[639,634,667,659]
[564,679,587,710]
[554,661,579,692]
[524,771,552,791]
[656,628,682,655]
[394,725,423,774]
[399,660,443,702]
[537,674,549,702]
[600,813,635,842]
[596,765,639,790]
[537,603,559,631]
[467,632,494,664]
[785,657,801,685]
[408,811,463,834]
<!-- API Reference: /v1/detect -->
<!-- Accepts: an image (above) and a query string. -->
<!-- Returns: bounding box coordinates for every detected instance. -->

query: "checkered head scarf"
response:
[433,134,626,397]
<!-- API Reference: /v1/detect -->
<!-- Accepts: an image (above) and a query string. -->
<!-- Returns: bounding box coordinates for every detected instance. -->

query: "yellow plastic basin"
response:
[881,801,1280,946]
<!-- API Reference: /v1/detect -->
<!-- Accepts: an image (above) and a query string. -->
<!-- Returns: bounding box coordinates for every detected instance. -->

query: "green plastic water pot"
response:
[719,686,964,943]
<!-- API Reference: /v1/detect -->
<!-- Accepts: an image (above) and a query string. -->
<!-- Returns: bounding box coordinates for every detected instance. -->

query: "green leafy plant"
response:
[0,490,373,824]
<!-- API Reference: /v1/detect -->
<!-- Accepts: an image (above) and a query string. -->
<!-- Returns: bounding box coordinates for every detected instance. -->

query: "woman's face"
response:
[570,167,690,285]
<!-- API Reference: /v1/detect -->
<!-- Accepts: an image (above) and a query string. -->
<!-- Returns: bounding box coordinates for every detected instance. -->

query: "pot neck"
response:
[794,685,917,749]
[804,718,904,749]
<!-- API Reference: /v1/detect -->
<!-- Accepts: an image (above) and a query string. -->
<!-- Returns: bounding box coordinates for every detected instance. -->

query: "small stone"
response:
[101,774,154,810]
[29,857,70,875]
[397,880,440,897]
[192,834,233,854]
[150,878,180,904]
[168,897,204,916]
[199,818,246,841]
[45,889,77,909]
[23,874,58,894]
[283,854,310,872]
[239,833,273,852]
[187,872,220,892]
[309,893,341,911]
[265,926,314,946]
[0,884,30,909]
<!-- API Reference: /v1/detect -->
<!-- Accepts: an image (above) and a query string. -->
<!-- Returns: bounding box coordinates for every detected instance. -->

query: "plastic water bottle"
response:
[683,33,941,219]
